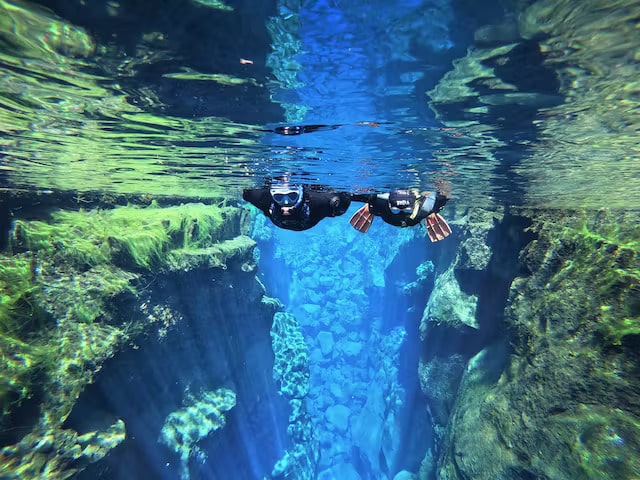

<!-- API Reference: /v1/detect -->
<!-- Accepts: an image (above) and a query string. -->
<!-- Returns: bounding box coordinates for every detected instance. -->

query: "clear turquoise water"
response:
[1,1,639,479]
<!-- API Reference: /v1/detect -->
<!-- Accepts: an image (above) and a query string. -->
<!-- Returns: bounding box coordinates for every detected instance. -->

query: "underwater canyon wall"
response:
[420,1,640,476]
[418,208,640,480]
[0,197,301,479]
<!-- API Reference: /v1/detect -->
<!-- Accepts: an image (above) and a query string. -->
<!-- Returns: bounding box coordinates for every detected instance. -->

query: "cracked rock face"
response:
[435,209,640,480]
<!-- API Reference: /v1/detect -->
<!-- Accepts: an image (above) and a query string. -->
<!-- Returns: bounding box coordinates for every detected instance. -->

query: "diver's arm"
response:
[309,191,351,217]
[242,188,272,214]
[433,192,450,213]
[351,192,389,205]
[328,192,351,216]
[351,193,375,204]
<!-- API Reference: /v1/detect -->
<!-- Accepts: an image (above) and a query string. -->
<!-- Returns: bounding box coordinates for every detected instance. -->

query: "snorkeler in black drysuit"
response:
[243,182,351,231]
[350,189,452,242]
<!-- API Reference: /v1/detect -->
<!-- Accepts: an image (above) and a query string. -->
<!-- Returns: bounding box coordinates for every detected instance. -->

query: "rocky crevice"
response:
[417,207,534,478]
[423,208,640,480]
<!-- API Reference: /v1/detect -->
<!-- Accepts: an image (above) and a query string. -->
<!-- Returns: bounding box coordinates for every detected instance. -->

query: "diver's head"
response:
[388,190,415,214]
[270,184,303,215]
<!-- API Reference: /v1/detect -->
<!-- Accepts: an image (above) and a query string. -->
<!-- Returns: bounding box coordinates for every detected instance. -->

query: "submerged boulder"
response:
[326,404,351,433]
[160,388,236,480]
[422,266,479,333]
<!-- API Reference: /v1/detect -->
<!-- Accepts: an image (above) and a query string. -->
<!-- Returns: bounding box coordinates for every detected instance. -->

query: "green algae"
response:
[13,202,227,270]
[163,68,260,87]
[568,405,640,479]
[0,255,37,336]
[557,212,640,346]
[0,418,126,480]
[0,200,255,478]
[191,0,233,10]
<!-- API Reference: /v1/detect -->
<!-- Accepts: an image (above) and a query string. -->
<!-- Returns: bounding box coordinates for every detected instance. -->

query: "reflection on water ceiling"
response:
[0,0,639,207]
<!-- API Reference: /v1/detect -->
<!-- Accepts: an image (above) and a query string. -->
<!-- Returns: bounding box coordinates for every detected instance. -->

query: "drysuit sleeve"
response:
[351,193,376,204]
[308,191,351,217]
[242,188,272,214]
[433,192,449,213]
[328,192,351,216]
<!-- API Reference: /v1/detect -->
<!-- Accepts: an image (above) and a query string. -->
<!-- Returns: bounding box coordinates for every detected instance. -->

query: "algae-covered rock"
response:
[0,419,125,480]
[270,312,319,478]
[422,266,479,333]
[160,388,236,480]
[12,201,239,271]
[436,209,640,479]
[0,200,256,479]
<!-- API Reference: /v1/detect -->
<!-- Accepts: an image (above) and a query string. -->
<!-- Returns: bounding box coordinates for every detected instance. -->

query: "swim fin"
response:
[425,213,452,242]
[350,204,374,233]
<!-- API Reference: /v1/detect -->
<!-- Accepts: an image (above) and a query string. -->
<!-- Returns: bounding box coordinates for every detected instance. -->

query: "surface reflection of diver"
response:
[273,124,340,136]
[350,189,452,242]
[269,121,384,136]
[243,183,351,231]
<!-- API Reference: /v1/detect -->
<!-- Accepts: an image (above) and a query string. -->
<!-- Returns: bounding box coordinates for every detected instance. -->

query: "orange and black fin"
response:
[425,213,452,242]
[350,204,374,233]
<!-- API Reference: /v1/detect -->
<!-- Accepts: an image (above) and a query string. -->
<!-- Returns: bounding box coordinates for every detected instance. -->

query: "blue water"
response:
[2,0,637,479]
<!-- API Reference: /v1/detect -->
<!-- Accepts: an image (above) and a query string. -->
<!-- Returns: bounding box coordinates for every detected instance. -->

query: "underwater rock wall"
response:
[420,1,640,475]
[435,209,640,480]
[0,199,292,479]
[270,311,319,479]
[418,208,640,479]
[416,206,534,478]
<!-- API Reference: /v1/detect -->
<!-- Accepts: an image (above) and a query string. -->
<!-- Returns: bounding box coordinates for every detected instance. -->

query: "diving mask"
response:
[270,185,303,208]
